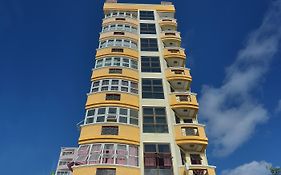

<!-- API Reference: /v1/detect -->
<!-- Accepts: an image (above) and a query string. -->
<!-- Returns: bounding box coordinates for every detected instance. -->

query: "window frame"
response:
[142,107,168,133]
[142,78,164,99]
[139,11,155,20]
[91,79,138,94]
[99,38,138,50]
[74,143,139,166]
[140,38,158,51]
[140,23,156,34]
[141,56,161,73]
[84,107,139,126]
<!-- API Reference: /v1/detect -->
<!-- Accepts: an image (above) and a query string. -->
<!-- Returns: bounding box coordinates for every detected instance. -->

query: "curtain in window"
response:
[75,145,90,164]
[161,153,172,167]
[144,153,157,167]
[89,144,102,164]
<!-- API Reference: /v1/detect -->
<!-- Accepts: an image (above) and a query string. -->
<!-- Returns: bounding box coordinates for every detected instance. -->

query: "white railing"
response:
[98,39,138,50]
[104,11,138,19]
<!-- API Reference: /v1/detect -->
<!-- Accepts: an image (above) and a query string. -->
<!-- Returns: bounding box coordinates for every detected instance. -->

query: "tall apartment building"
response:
[55,147,78,175]
[67,1,217,175]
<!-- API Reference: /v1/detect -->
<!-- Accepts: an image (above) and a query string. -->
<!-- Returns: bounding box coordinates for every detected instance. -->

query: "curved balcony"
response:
[166,68,192,91]
[73,165,140,175]
[102,23,138,34]
[169,92,199,118]
[79,123,140,145]
[100,31,138,41]
[103,16,138,27]
[86,92,139,109]
[161,31,181,47]
[96,47,139,59]
[174,124,208,152]
[159,18,177,28]
[186,165,216,175]
[163,47,186,67]
[91,67,139,82]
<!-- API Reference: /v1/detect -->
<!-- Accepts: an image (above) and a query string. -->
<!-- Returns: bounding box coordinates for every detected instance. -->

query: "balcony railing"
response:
[98,39,138,50]
[102,24,138,34]
[104,11,138,19]
[185,164,217,175]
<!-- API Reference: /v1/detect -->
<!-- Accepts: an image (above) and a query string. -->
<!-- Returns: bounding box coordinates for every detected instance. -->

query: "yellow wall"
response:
[91,67,139,82]
[79,123,140,145]
[86,92,139,109]
[104,3,175,12]
[73,165,140,175]
[165,68,192,82]
[103,17,139,26]
[100,31,138,41]
[178,166,186,175]
[169,93,199,110]
[96,47,139,59]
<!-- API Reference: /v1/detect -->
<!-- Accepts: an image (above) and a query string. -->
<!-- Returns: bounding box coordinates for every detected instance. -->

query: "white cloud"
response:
[221,161,270,175]
[199,0,281,156]
[275,99,281,114]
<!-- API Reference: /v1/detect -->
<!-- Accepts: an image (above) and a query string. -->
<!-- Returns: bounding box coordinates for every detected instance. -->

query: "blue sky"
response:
[0,0,280,174]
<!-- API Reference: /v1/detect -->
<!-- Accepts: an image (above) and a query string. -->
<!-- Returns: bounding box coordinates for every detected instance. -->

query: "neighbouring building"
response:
[62,1,217,175]
[55,147,77,175]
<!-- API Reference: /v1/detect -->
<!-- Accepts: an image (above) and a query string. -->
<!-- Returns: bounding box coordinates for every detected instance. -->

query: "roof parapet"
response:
[161,1,172,5]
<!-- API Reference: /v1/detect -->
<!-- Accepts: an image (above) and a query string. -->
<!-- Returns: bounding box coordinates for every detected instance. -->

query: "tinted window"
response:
[141,38,158,51]
[142,79,164,99]
[143,107,168,133]
[140,23,156,34]
[141,56,161,72]
[140,11,155,20]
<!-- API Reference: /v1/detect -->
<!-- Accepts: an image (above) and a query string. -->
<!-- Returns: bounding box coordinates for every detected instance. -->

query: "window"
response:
[91,79,138,94]
[112,48,123,52]
[175,116,193,124]
[57,172,70,175]
[144,143,173,175]
[101,126,119,135]
[182,127,199,136]
[102,24,138,33]
[143,107,168,133]
[99,39,137,50]
[104,11,137,19]
[113,31,124,35]
[85,107,138,126]
[176,95,191,102]
[141,38,158,51]
[141,56,161,72]
[96,168,116,175]
[192,169,208,175]
[62,150,74,156]
[140,23,156,34]
[190,154,202,165]
[109,68,122,74]
[172,69,184,74]
[76,143,139,166]
[140,11,155,20]
[142,79,164,99]
[75,145,90,164]
[95,57,138,69]
[115,17,125,21]
[168,48,180,53]
[106,94,121,101]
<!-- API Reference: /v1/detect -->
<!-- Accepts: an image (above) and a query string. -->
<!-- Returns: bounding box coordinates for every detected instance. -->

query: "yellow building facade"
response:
[68,1,216,175]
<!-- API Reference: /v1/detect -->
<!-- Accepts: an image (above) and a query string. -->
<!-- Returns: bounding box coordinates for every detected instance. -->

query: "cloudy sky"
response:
[0,0,280,174]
